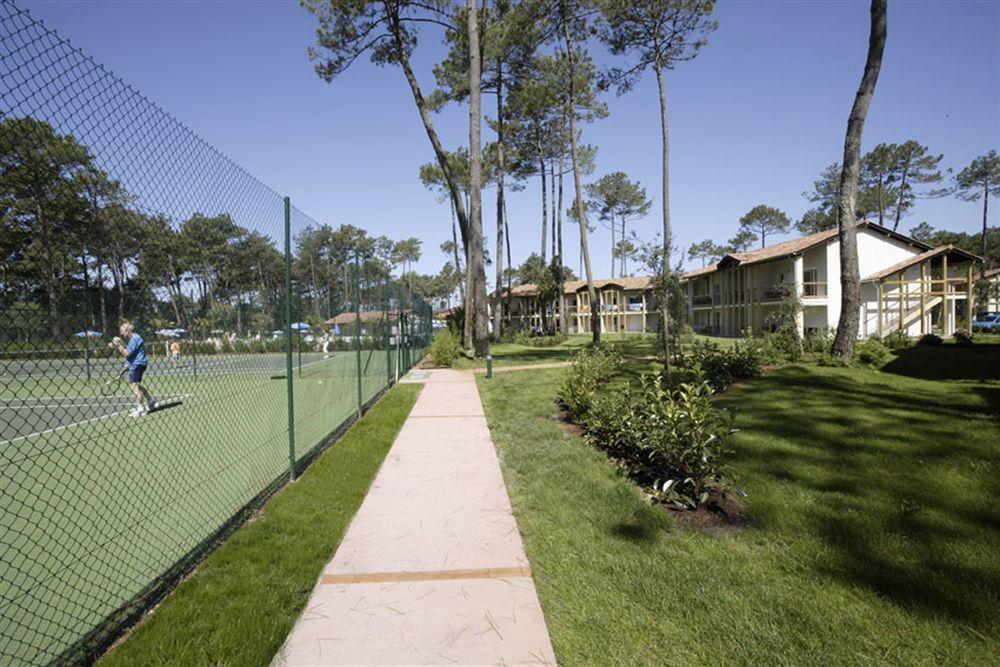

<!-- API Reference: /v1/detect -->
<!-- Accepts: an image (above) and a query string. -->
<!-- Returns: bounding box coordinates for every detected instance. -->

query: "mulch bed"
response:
[666,491,753,537]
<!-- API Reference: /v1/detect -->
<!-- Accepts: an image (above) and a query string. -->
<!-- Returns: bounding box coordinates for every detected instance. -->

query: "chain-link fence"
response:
[1,2,431,663]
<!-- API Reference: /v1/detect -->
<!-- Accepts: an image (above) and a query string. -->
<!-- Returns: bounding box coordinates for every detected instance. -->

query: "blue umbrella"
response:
[172,328,187,334]
[290,322,310,331]
[74,330,102,338]
[271,329,285,335]
[333,323,341,336]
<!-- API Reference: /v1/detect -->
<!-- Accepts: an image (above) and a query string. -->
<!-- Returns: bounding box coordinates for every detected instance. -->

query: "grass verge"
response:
[478,351,999,664]
[99,383,421,666]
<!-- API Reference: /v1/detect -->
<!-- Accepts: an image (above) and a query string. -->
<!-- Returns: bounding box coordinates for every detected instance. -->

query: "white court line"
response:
[1,393,192,446]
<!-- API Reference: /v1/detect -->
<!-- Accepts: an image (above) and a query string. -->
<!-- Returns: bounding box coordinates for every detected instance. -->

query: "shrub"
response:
[804,327,835,353]
[430,329,461,367]
[521,333,568,347]
[953,330,976,346]
[815,351,851,367]
[762,330,802,363]
[585,371,738,509]
[853,338,891,368]
[918,333,943,346]
[557,344,622,420]
[680,336,762,392]
[882,329,912,351]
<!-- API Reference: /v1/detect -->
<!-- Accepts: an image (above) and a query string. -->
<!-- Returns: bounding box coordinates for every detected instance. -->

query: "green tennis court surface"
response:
[1,348,395,663]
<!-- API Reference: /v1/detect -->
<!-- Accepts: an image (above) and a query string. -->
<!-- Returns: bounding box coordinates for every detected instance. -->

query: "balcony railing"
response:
[803,281,828,298]
[692,294,713,306]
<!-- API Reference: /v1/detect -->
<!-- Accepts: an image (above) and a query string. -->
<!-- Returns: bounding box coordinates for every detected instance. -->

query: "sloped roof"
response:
[984,267,1000,279]
[680,221,933,279]
[680,264,718,280]
[499,276,654,298]
[326,310,400,325]
[862,245,983,282]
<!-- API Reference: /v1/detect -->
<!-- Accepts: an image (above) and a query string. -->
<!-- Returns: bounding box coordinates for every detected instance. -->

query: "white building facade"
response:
[681,222,981,339]
[500,277,661,334]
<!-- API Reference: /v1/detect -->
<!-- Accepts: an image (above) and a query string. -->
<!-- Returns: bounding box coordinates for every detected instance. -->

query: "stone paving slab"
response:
[274,369,556,666]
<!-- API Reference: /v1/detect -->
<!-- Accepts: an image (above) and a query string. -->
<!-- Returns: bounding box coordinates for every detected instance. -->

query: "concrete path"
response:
[273,369,556,666]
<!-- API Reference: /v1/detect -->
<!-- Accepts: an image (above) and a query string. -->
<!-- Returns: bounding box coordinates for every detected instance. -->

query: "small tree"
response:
[889,140,945,231]
[954,150,1000,263]
[738,205,790,248]
[585,171,651,277]
[723,230,757,254]
[687,239,722,267]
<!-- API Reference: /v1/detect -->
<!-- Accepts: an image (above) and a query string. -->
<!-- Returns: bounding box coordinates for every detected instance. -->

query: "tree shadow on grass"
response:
[882,343,1000,383]
[728,364,1000,631]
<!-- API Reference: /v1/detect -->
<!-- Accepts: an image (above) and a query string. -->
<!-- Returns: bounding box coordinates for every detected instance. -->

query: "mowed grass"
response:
[477,343,1000,664]
[450,331,731,369]
[100,382,421,666]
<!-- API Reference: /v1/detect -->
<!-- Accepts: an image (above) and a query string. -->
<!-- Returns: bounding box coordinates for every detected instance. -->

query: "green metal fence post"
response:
[354,249,363,419]
[191,330,198,380]
[384,274,392,386]
[82,292,92,381]
[284,196,296,481]
[297,282,303,378]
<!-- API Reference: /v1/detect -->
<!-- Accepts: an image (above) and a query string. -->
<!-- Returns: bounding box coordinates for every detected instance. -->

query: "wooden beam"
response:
[898,271,904,331]
[942,254,949,335]
[877,282,884,338]
[967,263,974,335]
[920,261,926,335]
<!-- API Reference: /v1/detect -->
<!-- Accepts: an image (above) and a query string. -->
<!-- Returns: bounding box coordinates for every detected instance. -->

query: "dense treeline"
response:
[0,117,427,343]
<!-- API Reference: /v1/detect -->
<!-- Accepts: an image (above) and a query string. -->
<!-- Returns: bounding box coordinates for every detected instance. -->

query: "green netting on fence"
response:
[0,2,431,663]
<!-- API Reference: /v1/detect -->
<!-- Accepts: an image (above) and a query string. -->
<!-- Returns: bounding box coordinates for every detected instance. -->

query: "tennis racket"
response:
[99,368,128,396]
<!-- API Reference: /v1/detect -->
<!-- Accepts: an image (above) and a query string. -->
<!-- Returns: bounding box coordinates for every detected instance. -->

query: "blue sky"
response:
[22,0,1000,276]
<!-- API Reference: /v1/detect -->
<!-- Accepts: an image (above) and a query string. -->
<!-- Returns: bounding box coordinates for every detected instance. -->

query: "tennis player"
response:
[110,322,157,417]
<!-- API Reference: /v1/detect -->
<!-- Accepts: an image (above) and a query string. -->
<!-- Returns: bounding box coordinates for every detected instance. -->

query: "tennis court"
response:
[1,346,402,663]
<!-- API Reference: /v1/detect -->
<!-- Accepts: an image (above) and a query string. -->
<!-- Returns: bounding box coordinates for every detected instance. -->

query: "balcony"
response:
[803,282,828,298]
[692,294,713,307]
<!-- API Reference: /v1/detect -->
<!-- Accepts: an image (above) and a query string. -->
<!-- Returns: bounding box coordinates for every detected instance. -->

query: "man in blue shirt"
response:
[110,322,157,417]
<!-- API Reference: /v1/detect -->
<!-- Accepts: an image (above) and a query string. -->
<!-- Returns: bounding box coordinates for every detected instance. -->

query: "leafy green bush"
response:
[430,329,461,367]
[815,351,851,367]
[584,371,738,509]
[918,333,943,346]
[953,330,976,346]
[557,344,622,420]
[804,327,835,353]
[681,336,762,392]
[882,329,912,351]
[853,338,891,368]
[762,330,802,363]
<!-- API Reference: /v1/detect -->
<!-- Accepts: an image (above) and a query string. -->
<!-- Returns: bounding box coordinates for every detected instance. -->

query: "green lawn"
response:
[99,382,421,665]
[450,332,733,369]
[477,343,1000,664]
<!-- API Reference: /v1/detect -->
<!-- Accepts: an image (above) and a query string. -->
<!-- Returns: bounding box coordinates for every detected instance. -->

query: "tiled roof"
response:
[862,245,983,282]
[499,276,654,298]
[325,310,400,325]
[679,221,932,279]
[680,264,718,279]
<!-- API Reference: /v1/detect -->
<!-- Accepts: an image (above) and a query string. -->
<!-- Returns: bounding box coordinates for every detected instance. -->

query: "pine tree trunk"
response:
[550,161,557,262]
[451,200,464,303]
[468,0,490,358]
[832,0,887,357]
[539,150,548,264]
[982,183,989,261]
[655,58,671,374]
[493,70,505,339]
[389,14,471,250]
[562,7,599,343]
[893,161,910,231]
[97,259,108,334]
[558,143,566,333]
[610,210,616,279]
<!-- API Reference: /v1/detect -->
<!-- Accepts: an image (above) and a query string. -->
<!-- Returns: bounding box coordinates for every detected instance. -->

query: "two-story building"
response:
[680,222,982,338]
[499,277,660,334]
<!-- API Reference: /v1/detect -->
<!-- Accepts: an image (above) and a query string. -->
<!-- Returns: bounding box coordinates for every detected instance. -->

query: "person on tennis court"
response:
[110,322,157,417]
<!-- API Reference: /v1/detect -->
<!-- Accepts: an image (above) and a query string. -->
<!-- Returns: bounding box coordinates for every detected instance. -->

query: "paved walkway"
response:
[273,369,556,666]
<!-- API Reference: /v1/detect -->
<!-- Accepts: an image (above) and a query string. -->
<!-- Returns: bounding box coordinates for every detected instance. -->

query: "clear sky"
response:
[21,0,1000,276]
